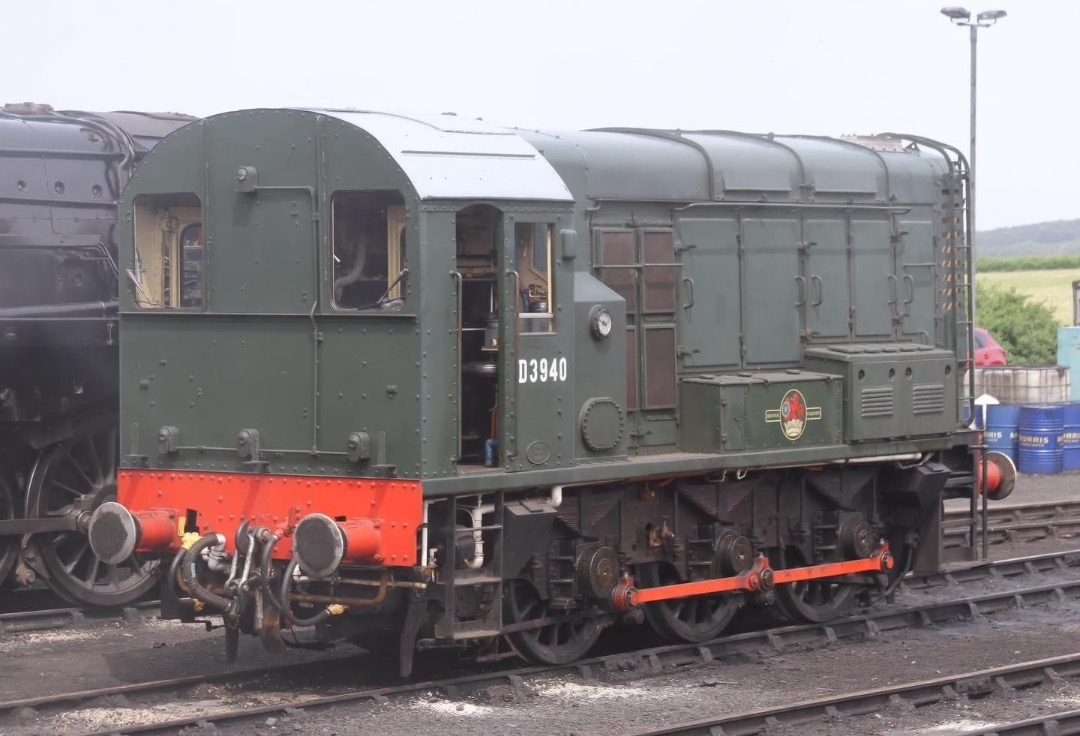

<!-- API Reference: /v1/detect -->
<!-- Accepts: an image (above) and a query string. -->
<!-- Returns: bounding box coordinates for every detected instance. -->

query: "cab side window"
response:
[131,194,202,309]
[515,222,554,332]
[332,191,407,310]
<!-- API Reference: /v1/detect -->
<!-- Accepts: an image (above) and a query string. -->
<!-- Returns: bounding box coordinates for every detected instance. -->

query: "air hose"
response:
[278,557,331,627]
[258,531,291,620]
[181,533,236,614]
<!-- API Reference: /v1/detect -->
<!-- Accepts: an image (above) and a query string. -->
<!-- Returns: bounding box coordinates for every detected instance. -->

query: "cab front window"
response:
[130,193,202,309]
[331,190,407,310]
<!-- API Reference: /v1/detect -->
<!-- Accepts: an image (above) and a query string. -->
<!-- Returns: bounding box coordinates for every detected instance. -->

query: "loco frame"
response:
[91,109,1007,674]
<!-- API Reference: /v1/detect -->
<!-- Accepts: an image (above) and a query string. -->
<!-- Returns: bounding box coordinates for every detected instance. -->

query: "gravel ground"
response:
[0,474,1077,736]
[762,678,1080,736]
[209,596,1080,736]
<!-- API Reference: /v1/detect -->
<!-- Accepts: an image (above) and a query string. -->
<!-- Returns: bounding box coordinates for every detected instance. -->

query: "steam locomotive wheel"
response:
[638,563,740,643]
[0,469,17,586]
[25,415,159,606]
[771,548,858,623]
[504,579,603,665]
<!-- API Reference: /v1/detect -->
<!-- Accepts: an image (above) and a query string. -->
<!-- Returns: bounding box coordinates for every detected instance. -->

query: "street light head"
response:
[976,9,1007,23]
[940,6,972,20]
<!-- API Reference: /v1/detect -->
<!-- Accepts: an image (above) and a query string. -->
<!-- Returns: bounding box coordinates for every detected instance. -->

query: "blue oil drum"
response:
[1017,404,1065,474]
[1063,403,1080,471]
[984,405,1021,464]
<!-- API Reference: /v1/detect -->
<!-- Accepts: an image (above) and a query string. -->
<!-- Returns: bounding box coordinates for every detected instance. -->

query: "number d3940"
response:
[518,357,568,384]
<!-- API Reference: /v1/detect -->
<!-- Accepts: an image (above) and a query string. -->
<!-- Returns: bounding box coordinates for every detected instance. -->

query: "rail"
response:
[618,652,1080,736]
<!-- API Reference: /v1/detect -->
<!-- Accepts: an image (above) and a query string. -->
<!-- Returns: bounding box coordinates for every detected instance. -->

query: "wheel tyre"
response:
[504,579,603,665]
[771,549,858,624]
[637,562,740,643]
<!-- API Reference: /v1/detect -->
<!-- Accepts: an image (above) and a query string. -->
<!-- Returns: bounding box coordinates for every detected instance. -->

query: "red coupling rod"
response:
[611,542,893,612]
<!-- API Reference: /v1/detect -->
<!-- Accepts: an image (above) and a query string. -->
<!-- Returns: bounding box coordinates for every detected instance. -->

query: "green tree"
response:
[975,282,1059,365]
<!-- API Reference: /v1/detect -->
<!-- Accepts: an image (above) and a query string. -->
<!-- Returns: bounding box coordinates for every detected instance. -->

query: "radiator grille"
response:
[860,386,894,418]
[913,383,946,415]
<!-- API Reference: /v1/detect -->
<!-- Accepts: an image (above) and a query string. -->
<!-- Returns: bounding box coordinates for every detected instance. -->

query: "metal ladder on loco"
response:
[432,493,505,642]
[942,143,986,563]
[950,158,977,423]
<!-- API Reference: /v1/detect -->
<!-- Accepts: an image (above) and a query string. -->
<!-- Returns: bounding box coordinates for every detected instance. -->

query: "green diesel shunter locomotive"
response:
[89,109,999,675]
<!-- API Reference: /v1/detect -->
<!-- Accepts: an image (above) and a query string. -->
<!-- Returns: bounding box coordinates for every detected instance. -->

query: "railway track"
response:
[943,499,1080,547]
[5,549,1080,736]
[618,652,1080,736]
[0,600,157,636]
[953,708,1080,735]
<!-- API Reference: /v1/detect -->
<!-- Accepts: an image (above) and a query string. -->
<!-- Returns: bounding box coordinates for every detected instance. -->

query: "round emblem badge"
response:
[780,389,808,440]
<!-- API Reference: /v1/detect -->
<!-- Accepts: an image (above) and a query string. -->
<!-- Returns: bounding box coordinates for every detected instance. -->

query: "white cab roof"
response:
[314,109,573,202]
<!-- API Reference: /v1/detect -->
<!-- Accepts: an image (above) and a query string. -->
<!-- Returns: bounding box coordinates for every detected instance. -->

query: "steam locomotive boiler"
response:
[89,108,1007,674]
[0,103,193,605]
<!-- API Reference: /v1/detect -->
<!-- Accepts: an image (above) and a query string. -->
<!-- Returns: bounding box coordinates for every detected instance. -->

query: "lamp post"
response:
[940,7,1007,267]
[942,7,1005,562]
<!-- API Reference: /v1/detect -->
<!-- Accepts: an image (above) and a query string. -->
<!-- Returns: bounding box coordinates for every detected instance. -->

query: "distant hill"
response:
[977,218,1080,258]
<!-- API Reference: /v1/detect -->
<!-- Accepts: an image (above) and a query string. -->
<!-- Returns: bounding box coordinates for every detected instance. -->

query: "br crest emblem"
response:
[765,389,822,441]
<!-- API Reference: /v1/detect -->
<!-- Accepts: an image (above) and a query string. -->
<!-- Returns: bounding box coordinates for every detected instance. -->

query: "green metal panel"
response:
[680,376,747,452]
[680,371,843,453]
[675,218,741,369]
[511,333,569,470]
[803,219,850,340]
[317,319,422,476]
[898,219,937,344]
[572,272,628,460]
[418,211,460,479]
[501,214,576,472]
[908,352,958,436]
[525,129,951,209]
[804,344,956,441]
[850,219,895,339]
[203,115,318,315]
[781,137,885,200]
[742,218,800,365]
[122,315,318,469]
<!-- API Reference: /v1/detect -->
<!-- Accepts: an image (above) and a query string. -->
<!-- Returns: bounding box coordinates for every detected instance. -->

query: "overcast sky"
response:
[7,0,1074,230]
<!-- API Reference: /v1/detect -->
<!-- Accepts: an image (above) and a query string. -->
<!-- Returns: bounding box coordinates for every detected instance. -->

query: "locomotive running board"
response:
[611,543,894,611]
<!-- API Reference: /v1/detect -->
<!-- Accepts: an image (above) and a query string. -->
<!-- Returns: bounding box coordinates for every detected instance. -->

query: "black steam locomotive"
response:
[0,103,193,605]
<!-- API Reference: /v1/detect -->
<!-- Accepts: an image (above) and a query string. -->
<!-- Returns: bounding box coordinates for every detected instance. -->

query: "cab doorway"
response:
[455,205,502,469]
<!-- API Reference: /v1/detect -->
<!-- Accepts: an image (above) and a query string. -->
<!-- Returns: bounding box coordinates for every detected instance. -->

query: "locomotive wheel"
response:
[25,414,159,606]
[504,579,603,665]
[771,548,858,624]
[637,563,740,643]
[0,468,18,586]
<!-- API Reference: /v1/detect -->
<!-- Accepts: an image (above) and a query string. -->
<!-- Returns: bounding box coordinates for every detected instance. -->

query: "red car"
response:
[974,327,1007,366]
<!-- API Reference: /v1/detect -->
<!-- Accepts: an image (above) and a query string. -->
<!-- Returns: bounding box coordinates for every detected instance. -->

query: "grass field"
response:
[977,268,1077,325]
